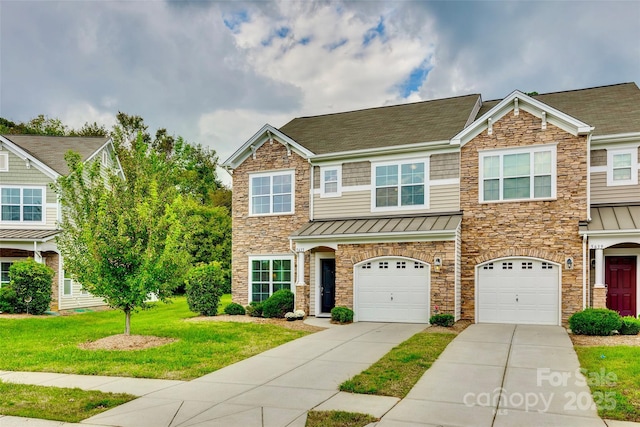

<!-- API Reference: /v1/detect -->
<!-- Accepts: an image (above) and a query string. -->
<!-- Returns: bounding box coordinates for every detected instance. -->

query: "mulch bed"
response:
[570,333,640,347]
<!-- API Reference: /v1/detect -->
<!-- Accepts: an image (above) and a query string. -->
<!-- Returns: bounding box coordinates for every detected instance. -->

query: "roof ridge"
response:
[288,93,481,121]
[481,82,637,103]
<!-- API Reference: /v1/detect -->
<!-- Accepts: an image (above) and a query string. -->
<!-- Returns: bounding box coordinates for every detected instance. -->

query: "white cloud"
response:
[58,102,117,132]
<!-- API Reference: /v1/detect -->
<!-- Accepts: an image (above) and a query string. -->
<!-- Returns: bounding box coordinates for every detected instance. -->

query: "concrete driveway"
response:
[376,323,607,427]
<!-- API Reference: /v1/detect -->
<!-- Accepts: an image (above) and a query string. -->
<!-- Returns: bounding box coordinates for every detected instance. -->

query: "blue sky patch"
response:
[363,17,385,46]
[299,36,312,46]
[223,10,249,33]
[276,27,290,38]
[398,60,432,98]
[324,38,348,51]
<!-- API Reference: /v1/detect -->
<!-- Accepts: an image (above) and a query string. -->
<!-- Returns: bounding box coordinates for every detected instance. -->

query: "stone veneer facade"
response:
[459,110,588,324]
[231,141,311,307]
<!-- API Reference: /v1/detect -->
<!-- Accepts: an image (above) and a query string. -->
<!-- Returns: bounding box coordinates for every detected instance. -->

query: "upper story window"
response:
[1,187,44,222]
[320,166,341,197]
[250,170,294,215]
[372,159,428,210]
[0,153,8,172]
[607,148,638,186]
[480,145,556,202]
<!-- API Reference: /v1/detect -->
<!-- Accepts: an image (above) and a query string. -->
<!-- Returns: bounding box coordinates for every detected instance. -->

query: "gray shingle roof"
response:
[291,214,462,239]
[0,229,60,241]
[279,94,481,155]
[2,135,109,176]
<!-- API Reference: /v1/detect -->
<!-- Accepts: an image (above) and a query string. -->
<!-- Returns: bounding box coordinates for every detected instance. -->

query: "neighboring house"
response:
[0,135,123,311]
[222,82,640,325]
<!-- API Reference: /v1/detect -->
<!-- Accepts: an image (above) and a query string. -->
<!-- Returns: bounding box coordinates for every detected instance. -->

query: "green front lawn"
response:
[575,346,640,422]
[340,331,455,398]
[0,382,135,423]
[0,296,309,380]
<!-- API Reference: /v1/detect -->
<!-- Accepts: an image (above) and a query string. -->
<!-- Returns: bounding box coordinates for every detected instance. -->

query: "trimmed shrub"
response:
[224,302,246,316]
[262,289,295,318]
[620,316,640,335]
[331,306,354,324]
[569,308,622,336]
[246,301,264,317]
[430,313,455,327]
[0,285,18,314]
[185,262,225,316]
[9,259,54,315]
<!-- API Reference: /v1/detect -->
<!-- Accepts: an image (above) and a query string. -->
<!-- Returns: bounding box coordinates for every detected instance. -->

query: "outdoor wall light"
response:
[433,257,442,273]
[566,257,574,270]
[591,259,596,269]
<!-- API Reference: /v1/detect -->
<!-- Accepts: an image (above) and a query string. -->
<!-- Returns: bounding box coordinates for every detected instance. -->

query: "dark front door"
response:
[606,256,637,317]
[321,259,336,313]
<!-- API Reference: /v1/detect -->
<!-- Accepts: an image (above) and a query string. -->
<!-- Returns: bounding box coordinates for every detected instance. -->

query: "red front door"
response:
[606,256,637,317]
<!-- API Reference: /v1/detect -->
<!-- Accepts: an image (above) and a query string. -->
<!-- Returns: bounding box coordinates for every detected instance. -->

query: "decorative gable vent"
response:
[0,152,7,172]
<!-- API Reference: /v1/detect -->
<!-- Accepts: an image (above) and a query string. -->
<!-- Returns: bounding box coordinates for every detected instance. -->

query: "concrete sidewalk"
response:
[1,322,638,427]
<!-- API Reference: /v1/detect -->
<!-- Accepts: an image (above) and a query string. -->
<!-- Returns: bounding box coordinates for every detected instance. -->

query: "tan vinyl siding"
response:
[59,283,107,310]
[430,183,460,212]
[590,149,606,167]
[313,167,320,189]
[430,153,459,179]
[590,172,640,204]
[342,161,370,186]
[314,190,371,219]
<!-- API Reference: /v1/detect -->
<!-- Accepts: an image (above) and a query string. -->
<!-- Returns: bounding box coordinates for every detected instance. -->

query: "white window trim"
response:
[247,255,295,303]
[0,185,47,224]
[478,144,557,203]
[0,152,8,172]
[607,148,638,186]
[320,165,342,198]
[370,158,429,212]
[248,170,295,216]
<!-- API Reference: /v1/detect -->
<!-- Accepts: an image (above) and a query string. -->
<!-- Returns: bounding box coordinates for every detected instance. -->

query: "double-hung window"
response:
[607,148,638,186]
[250,256,293,302]
[1,187,44,222]
[250,171,294,215]
[480,145,556,202]
[320,166,341,197]
[0,262,12,287]
[373,159,428,210]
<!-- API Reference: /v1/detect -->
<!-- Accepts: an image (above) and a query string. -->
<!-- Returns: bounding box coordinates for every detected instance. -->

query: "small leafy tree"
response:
[56,135,191,335]
[185,262,225,316]
[9,259,54,315]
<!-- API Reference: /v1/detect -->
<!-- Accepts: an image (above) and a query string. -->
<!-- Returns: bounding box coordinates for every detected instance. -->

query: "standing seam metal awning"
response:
[581,205,640,232]
[290,214,462,240]
[0,229,60,241]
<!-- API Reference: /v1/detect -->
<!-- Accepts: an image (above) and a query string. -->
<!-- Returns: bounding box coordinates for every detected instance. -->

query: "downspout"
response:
[582,233,587,310]
[586,133,592,221]
[308,159,314,222]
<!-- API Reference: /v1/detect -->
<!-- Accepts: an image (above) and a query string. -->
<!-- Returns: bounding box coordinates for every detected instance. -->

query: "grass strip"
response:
[340,332,455,398]
[0,381,135,423]
[305,410,377,427]
[575,346,640,422]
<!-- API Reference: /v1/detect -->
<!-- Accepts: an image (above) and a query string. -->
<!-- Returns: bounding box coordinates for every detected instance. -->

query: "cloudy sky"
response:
[1,1,639,185]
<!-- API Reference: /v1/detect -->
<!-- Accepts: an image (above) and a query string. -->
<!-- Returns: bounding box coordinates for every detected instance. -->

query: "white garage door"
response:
[356,258,430,323]
[477,258,559,325]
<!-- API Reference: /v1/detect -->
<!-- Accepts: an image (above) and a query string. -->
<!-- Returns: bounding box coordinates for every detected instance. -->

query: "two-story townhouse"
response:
[0,134,123,311]
[223,82,640,325]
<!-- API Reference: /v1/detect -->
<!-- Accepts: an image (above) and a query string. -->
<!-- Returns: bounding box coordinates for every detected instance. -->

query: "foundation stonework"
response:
[459,110,588,324]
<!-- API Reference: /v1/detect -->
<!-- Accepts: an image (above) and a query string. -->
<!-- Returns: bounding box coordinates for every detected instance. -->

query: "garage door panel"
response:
[477,258,559,325]
[356,258,430,323]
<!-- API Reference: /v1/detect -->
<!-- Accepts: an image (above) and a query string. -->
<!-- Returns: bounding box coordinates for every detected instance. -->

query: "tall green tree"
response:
[55,135,191,335]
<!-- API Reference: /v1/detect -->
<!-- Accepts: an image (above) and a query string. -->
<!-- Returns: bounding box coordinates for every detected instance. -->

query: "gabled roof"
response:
[279,94,481,155]
[222,124,315,169]
[477,83,640,137]
[0,135,111,176]
[452,90,593,146]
